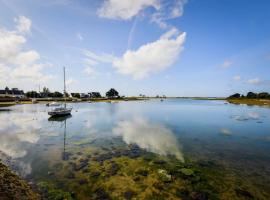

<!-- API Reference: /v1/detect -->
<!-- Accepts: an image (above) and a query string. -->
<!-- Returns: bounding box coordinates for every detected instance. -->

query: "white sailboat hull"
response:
[48,108,72,116]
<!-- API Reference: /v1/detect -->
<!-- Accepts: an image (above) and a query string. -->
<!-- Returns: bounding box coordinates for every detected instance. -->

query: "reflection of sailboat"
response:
[48,115,71,160]
[48,67,72,117]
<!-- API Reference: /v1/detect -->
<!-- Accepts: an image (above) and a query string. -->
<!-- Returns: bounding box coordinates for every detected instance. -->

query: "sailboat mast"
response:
[64,67,66,108]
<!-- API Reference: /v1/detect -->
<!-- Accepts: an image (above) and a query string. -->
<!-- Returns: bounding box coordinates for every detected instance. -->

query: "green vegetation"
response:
[227,91,270,106]
[0,162,41,200]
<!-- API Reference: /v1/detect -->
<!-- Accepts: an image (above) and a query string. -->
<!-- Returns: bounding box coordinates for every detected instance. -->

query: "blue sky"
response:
[0,0,269,97]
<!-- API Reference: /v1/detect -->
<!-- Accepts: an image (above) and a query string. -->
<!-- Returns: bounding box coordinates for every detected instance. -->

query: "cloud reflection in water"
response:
[113,117,184,162]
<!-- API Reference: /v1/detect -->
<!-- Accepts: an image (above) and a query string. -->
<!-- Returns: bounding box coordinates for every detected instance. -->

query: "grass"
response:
[0,102,16,107]
[227,98,270,106]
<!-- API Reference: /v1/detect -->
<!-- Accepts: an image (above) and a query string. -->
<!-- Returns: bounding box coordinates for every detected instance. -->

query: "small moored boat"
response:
[48,67,72,117]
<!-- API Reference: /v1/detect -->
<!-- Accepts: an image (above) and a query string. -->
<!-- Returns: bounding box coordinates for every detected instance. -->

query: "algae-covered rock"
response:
[0,162,41,200]
[158,169,172,182]
[179,168,194,176]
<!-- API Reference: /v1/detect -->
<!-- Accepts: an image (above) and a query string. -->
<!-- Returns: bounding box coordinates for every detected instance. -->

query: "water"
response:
[0,99,270,199]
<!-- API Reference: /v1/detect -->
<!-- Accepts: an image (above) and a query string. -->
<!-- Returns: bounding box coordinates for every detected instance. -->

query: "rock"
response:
[66,172,75,179]
[0,162,41,200]
[153,160,166,165]
[47,171,54,176]
[108,162,119,176]
[94,187,110,200]
[90,171,101,177]
[78,179,88,185]
[123,189,135,200]
[158,169,172,183]
[179,168,194,176]
[235,187,254,199]
[190,191,209,200]
[135,169,148,177]
[74,159,89,171]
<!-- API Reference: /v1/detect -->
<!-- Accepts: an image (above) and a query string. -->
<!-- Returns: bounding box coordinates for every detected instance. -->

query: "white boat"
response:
[46,102,61,107]
[48,67,72,117]
[48,107,72,116]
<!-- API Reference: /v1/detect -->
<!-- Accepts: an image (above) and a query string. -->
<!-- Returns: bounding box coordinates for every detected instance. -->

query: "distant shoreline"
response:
[1,97,270,107]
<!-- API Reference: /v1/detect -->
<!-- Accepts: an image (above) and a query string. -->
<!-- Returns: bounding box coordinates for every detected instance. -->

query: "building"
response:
[0,87,25,98]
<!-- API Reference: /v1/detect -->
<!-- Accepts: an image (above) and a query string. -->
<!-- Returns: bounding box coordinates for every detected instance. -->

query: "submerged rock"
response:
[94,187,111,200]
[108,162,119,176]
[158,169,172,183]
[123,189,135,200]
[235,187,254,199]
[74,159,89,171]
[179,168,194,176]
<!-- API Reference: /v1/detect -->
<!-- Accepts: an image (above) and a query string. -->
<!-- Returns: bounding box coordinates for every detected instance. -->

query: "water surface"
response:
[0,99,269,199]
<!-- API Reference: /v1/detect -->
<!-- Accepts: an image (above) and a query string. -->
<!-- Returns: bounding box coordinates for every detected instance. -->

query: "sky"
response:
[0,0,270,97]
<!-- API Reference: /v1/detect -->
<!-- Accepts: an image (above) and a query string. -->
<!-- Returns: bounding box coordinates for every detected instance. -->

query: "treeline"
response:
[25,88,121,99]
[228,92,270,99]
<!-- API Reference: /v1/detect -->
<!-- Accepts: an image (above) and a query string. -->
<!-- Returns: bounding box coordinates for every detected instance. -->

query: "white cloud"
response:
[247,77,261,85]
[76,32,83,41]
[0,16,53,88]
[83,50,114,63]
[221,60,232,68]
[233,75,241,81]
[84,66,99,78]
[151,0,187,28]
[97,0,160,20]
[113,29,186,79]
[113,117,184,161]
[66,78,77,86]
[14,16,32,34]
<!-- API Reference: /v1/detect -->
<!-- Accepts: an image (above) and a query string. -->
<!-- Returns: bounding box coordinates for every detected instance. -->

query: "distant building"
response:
[0,87,25,98]
[80,93,89,98]
[88,92,102,98]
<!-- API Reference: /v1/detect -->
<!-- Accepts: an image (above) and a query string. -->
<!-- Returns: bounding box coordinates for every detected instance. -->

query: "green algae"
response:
[38,181,73,200]
[32,141,268,200]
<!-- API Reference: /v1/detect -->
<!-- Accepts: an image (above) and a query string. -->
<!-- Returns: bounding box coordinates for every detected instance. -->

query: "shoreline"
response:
[0,162,40,200]
[227,98,270,107]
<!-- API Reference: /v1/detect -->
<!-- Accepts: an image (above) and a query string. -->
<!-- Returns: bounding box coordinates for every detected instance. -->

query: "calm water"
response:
[1,99,270,199]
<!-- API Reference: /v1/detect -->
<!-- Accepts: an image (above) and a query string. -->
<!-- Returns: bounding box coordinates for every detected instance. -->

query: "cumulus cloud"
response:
[113,29,186,79]
[113,117,184,161]
[233,75,241,81]
[14,16,32,34]
[97,0,187,29]
[247,77,261,85]
[0,16,53,88]
[221,60,232,68]
[97,0,160,20]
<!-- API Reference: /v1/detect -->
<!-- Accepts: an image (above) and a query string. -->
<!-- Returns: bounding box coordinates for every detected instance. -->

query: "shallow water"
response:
[0,99,270,199]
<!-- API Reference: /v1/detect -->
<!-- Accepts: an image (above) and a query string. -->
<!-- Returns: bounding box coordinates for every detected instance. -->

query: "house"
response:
[88,92,101,98]
[0,87,25,98]
[80,93,89,98]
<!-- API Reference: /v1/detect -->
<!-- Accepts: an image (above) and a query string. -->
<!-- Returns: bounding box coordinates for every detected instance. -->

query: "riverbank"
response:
[227,98,270,106]
[0,162,40,200]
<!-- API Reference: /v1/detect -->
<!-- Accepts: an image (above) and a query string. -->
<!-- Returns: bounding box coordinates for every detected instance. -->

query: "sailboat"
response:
[48,67,72,117]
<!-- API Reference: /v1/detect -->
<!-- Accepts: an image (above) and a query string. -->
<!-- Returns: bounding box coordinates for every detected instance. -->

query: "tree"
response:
[54,91,63,98]
[89,92,101,98]
[26,91,40,98]
[71,93,80,98]
[229,93,241,98]
[246,92,257,99]
[258,92,269,99]
[106,88,119,98]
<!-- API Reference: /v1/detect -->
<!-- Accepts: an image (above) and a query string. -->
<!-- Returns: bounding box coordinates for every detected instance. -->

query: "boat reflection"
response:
[48,115,72,160]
